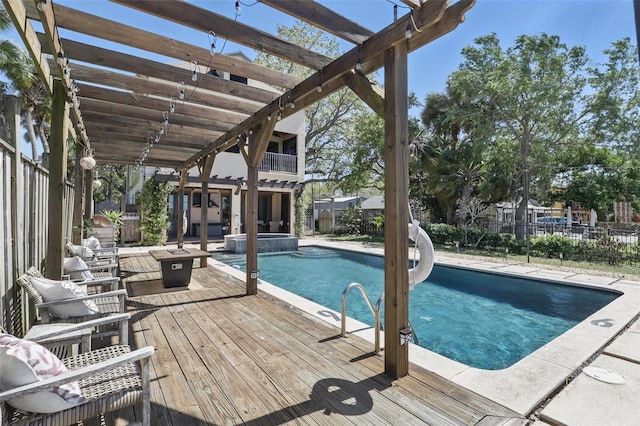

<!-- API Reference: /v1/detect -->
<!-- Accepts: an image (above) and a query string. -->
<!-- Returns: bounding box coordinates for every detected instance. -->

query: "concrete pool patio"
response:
[206,237,640,425]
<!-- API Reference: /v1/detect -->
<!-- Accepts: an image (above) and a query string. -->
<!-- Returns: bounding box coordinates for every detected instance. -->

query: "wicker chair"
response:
[0,342,153,426]
[18,268,128,345]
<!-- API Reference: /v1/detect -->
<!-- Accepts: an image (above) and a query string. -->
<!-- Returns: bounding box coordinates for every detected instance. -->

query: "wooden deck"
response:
[113,253,526,425]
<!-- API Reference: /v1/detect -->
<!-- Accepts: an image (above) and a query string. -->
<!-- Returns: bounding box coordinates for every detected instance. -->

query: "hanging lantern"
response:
[91,179,102,190]
[80,148,96,170]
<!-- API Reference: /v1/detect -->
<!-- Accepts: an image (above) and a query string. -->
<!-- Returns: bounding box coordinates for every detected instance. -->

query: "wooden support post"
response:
[4,94,23,296]
[199,155,215,255]
[383,42,410,379]
[245,117,277,295]
[72,148,84,244]
[46,79,69,280]
[176,168,187,248]
[246,160,259,295]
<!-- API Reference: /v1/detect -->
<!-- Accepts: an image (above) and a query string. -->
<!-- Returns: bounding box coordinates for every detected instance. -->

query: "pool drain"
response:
[583,366,625,384]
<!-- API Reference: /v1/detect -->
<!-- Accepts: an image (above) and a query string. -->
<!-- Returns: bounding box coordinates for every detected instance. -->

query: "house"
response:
[129,54,305,238]
[361,195,384,215]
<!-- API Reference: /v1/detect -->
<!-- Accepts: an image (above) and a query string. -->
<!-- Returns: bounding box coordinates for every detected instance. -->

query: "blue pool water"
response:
[212,246,619,369]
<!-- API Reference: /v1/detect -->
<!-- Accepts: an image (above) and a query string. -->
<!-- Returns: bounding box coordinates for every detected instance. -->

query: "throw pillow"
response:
[70,245,95,261]
[63,256,95,281]
[0,334,86,413]
[29,277,99,318]
[83,236,102,251]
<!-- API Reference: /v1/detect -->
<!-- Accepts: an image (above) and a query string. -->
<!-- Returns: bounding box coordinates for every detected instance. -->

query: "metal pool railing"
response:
[341,282,383,353]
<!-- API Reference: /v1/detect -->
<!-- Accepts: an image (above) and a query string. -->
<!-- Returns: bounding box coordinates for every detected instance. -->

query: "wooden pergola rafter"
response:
[3,0,475,379]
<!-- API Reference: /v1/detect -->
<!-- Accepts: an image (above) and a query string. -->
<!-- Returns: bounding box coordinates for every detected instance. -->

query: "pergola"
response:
[3,0,474,379]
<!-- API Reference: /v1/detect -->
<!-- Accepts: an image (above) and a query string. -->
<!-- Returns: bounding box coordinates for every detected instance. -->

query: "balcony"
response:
[259,152,297,174]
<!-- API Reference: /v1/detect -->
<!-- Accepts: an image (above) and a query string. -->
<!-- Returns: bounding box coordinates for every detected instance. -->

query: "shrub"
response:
[530,235,574,259]
[137,179,173,246]
[334,205,363,235]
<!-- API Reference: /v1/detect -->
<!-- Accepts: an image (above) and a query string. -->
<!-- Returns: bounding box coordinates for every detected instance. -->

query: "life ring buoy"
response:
[408,220,435,290]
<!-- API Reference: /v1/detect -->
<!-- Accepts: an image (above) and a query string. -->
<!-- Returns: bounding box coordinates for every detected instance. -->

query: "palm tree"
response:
[1,6,49,161]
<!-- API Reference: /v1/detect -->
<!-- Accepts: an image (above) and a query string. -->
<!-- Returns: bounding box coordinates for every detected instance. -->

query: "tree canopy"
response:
[413,33,639,224]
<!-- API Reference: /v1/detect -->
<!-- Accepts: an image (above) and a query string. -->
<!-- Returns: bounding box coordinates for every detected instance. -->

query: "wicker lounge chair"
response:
[18,268,128,345]
[0,339,153,426]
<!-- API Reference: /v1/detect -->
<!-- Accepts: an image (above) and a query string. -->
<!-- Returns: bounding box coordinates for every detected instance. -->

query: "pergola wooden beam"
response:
[111,0,334,70]
[260,0,374,45]
[79,98,235,134]
[181,0,451,169]
[77,85,247,127]
[38,35,281,106]
[49,61,264,116]
[24,2,301,89]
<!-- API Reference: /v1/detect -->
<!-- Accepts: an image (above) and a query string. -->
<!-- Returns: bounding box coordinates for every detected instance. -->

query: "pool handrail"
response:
[341,282,383,353]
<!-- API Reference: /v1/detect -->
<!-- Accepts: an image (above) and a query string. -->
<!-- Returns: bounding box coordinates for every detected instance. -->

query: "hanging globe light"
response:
[80,148,96,170]
[91,179,102,190]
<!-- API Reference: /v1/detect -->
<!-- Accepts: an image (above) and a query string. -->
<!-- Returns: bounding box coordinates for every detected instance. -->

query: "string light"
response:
[169,97,176,113]
[191,60,199,82]
[163,111,169,126]
[208,31,217,55]
[235,1,241,16]
[56,52,66,66]
[405,23,412,39]
[178,81,185,100]
[36,0,47,11]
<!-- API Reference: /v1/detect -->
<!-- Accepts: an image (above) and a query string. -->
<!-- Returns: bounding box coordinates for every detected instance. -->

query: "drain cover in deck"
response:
[583,366,625,384]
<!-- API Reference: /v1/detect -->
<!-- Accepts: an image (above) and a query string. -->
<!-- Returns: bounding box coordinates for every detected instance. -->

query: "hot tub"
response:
[223,233,298,254]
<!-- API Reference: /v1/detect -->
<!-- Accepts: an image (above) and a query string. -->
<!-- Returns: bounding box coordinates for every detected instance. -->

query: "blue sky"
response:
[2,0,638,154]
[5,0,638,104]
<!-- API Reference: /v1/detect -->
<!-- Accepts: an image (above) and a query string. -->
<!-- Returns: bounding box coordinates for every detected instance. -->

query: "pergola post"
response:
[199,155,215,253]
[245,116,277,295]
[383,42,410,379]
[83,169,93,225]
[176,168,187,248]
[72,148,84,244]
[45,79,70,280]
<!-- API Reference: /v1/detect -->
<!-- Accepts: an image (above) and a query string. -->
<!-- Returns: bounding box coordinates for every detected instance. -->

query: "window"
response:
[283,136,297,155]
[230,74,247,84]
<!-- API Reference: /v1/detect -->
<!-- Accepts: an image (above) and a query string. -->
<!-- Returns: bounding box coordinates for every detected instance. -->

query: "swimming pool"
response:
[212,246,620,370]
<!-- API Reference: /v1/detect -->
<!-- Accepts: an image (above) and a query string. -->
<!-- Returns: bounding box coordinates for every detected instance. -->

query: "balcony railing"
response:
[260,152,298,174]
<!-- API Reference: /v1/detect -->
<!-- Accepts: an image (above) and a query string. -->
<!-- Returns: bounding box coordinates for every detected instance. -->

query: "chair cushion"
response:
[30,277,99,318]
[0,334,87,413]
[70,245,95,261]
[63,256,95,281]
[83,236,102,251]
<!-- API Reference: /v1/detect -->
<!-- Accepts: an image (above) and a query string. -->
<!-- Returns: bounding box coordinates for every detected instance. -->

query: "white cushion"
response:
[82,236,102,251]
[30,277,99,318]
[71,245,95,261]
[0,334,86,413]
[63,256,95,281]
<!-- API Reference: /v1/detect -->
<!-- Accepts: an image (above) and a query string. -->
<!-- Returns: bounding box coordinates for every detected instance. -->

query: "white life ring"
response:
[408,220,435,290]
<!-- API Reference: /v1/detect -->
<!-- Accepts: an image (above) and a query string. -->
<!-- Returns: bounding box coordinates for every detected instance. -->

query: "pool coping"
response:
[207,239,640,417]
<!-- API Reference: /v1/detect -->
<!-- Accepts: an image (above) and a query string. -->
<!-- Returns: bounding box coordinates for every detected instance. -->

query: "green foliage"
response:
[137,179,173,246]
[334,205,363,235]
[371,214,384,232]
[530,235,574,259]
[100,209,123,242]
[94,164,127,205]
[294,190,304,238]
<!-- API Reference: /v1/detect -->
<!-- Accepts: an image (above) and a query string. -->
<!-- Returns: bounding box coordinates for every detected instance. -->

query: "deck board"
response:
[119,253,525,425]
